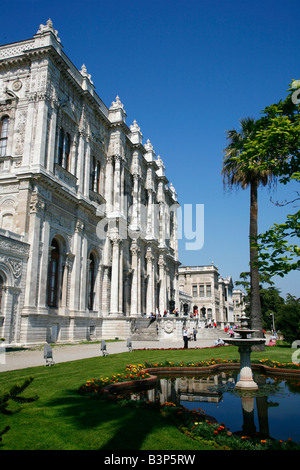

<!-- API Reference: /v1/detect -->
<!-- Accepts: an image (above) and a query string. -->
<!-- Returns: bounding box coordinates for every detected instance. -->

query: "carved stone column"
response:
[24,195,45,308]
[33,95,50,167]
[47,100,58,172]
[113,155,121,213]
[120,161,125,216]
[158,254,167,314]
[130,239,140,317]
[110,235,122,315]
[83,137,91,198]
[145,247,155,315]
[79,235,88,312]
[69,220,84,312]
[105,155,114,212]
[77,131,87,195]
[146,189,156,240]
[159,202,167,247]
[101,265,111,316]
[61,252,74,309]
[22,93,36,168]
[118,244,123,315]
[37,215,51,309]
[130,173,141,232]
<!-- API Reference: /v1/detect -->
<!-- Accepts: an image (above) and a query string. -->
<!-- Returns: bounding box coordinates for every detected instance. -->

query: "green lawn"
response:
[0,344,296,450]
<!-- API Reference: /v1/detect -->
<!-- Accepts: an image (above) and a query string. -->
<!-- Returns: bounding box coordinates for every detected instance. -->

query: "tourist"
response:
[193,327,197,341]
[183,327,188,348]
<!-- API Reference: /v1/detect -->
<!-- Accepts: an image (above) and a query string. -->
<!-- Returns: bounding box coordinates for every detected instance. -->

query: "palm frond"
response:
[222,116,275,189]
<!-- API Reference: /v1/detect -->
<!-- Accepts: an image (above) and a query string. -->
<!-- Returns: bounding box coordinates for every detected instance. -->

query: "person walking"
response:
[193,327,197,341]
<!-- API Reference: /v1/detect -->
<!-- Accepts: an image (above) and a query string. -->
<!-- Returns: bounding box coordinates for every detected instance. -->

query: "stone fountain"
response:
[222,314,265,390]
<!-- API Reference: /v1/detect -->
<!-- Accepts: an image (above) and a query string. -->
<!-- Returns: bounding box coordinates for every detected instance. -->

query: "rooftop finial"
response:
[110,95,125,111]
[80,64,93,84]
[36,19,61,42]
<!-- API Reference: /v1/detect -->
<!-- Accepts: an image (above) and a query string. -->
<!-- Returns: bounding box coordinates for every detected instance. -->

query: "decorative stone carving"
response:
[130,239,140,255]
[163,319,174,334]
[80,64,93,84]
[75,220,85,233]
[36,18,61,42]
[29,197,45,215]
[8,258,22,278]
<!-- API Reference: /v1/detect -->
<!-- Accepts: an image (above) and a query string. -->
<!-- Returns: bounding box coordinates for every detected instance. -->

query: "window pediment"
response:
[61,100,79,124]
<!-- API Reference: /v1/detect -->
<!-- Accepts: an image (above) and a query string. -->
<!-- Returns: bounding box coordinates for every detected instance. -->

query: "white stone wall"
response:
[0,20,180,345]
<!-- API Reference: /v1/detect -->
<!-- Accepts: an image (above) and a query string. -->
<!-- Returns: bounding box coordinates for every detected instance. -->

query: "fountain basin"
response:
[224,338,266,348]
[223,337,266,390]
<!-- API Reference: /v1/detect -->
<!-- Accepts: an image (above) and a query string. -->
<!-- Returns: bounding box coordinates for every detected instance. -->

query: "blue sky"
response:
[2,0,299,298]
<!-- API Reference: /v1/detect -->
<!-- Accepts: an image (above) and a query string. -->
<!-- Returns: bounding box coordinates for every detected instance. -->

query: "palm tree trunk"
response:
[249,180,265,350]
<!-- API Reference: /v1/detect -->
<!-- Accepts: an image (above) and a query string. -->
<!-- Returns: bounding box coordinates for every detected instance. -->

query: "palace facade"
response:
[0,20,180,345]
[178,264,234,326]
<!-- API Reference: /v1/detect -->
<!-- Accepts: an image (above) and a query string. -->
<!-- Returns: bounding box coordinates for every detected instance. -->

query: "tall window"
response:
[57,128,71,171]
[87,253,96,310]
[90,157,101,193]
[0,275,3,311]
[48,239,60,307]
[199,285,205,297]
[64,132,71,170]
[58,128,64,166]
[0,116,9,157]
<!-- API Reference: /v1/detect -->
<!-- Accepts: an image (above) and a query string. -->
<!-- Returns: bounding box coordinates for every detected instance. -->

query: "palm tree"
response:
[222,117,274,348]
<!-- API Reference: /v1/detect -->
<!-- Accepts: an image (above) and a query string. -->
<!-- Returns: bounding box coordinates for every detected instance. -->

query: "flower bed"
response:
[142,358,300,378]
[79,364,156,395]
[79,360,300,450]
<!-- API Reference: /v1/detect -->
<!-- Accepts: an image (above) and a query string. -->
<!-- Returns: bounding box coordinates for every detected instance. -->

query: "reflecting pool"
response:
[122,372,300,443]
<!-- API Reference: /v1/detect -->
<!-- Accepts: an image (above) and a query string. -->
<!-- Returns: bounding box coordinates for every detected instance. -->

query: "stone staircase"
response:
[130,317,224,342]
[197,327,223,340]
[131,318,159,341]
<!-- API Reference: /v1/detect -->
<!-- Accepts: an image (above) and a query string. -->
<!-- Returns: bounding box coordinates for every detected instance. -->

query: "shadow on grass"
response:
[43,388,171,450]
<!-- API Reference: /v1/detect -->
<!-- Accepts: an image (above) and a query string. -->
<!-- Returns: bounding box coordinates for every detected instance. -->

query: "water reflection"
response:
[122,372,300,443]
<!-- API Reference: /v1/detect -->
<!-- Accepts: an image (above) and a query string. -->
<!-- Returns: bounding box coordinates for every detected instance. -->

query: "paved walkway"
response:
[0,337,219,372]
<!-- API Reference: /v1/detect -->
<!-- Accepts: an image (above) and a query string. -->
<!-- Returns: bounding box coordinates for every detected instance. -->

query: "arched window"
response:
[48,239,60,307]
[0,116,9,157]
[57,128,71,171]
[90,157,96,191]
[64,132,71,171]
[87,253,96,310]
[90,158,101,193]
[0,275,3,311]
[96,162,101,193]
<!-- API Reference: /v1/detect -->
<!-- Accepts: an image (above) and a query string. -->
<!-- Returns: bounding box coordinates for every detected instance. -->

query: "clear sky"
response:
[1,0,299,298]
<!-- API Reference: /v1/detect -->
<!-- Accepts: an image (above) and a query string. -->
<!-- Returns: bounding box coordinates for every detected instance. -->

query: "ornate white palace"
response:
[0,20,181,345]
